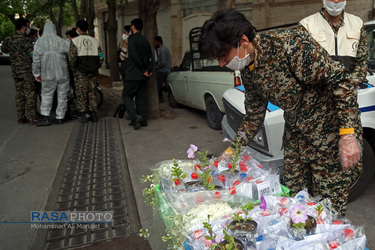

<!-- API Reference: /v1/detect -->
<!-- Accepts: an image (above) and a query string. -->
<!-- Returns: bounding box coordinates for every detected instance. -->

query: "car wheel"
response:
[205,95,224,130]
[348,138,375,202]
[168,87,181,108]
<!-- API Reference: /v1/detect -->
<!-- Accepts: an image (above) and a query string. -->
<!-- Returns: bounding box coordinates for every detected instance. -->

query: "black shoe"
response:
[141,121,148,127]
[78,112,88,123]
[118,104,126,118]
[56,119,64,125]
[128,121,135,126]
[37,115,50,126]
[90,111,98,122]
[134,115,142,130]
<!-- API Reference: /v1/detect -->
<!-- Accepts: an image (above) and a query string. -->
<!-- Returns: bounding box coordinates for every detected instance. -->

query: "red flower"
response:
[194,165,201,171]
[333,220,343,225]
[280,198,288,206]
[262,210,270,216]
[191,173,198,179]
[205,177,212,183]
[214,161,219,167]
[328,241,339,249]
[256,180,263,184]
[218,175,225,182]
[228,163,233,169]
[247,176,254,181]
[174,179,180,186]
[257,165,262,168]
[279,207,287,215]
[214,191,221,200]
[204,238,212,247]
[229,186,236,194]
[193,230,203,240]
[243,155,250,161]
[240,163,247,172]
[307,201,315,206]
[317,219,324,224]
[196,196,204,204]
[344,229,354,239]
[233,180,241,186]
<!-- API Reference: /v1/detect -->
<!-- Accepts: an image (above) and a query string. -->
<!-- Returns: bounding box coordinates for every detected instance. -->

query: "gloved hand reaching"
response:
[339,134,361,171]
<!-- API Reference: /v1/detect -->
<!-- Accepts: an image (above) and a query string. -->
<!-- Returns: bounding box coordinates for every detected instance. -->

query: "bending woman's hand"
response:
[339,134,361,171]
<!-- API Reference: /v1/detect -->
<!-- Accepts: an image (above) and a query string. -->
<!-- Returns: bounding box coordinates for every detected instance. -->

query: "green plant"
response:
[197,150,215,190]
[315,204,324,218]
[171,159,187,184]
[140,174,156,206]
[139,228,150,238]
[231,202,255,223]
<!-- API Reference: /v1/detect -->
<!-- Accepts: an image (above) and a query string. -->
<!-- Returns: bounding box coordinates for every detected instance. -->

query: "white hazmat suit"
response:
[32,22,70,120]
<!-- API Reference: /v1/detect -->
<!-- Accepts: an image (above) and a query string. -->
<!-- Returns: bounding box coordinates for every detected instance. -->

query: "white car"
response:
[167,49,241,130]
[221,21,375,201]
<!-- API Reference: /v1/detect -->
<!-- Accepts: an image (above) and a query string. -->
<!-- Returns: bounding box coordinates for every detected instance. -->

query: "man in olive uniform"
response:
[2,18,38,124]
[199,9,361,216]
[122,18,153,130]
[69,20,104,123]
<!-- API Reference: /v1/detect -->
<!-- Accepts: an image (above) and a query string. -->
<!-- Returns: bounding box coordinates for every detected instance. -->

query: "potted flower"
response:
[289,204,317,240]
[229,202,257,236]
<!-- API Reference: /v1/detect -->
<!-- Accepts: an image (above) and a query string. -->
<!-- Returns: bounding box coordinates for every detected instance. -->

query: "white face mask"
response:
[323,0,346,17]
[122,34,129,40]
[25,28,31,35]
[225,44,251,71]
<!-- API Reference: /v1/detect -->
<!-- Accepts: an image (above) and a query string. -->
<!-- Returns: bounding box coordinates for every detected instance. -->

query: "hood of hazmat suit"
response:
[32,22,70,81]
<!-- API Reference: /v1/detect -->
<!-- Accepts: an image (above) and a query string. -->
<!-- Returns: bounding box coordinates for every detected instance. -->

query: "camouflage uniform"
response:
[69,35,103,113]
[233,28,362,215]
[2,32,38,122]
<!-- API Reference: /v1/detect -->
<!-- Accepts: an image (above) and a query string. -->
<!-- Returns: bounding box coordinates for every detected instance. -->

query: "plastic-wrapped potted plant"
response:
[229,202,257,235]
[289,204,317,240]
[214,227,244,250]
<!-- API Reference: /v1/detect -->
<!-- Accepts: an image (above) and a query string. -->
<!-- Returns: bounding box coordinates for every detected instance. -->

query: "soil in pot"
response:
[289,215,317,234]
[229,219,257,234]
[214,238,244,250]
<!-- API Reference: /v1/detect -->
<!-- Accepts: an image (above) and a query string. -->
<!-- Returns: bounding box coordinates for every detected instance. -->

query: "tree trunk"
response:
[138,0,160,119]
[227,0,235,8]
[106,0,120,82]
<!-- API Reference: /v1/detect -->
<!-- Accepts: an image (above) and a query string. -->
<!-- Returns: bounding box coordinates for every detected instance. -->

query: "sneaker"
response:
[134,115,142,130]
[141,121,148,127]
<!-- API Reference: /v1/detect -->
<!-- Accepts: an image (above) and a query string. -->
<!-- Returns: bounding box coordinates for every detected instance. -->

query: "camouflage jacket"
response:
[2,31,33,78]
[234,28,361,152]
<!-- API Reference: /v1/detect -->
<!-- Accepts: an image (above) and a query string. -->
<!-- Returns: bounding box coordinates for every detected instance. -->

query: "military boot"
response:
[90,111,98,122]
[37,115,50,126]
[78,112,88,123]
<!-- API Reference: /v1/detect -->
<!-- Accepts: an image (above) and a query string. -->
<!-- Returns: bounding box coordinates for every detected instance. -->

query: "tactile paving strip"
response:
[44,118,130,249]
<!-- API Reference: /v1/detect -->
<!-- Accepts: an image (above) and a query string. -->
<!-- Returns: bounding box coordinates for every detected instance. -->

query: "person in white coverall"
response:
[32,22,70,126]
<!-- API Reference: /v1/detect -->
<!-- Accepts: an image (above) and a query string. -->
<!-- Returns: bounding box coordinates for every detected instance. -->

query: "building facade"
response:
[94,0,374,69]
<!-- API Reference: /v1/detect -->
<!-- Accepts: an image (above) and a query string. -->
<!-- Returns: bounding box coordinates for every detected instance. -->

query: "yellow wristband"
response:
[339,128,355,135]
[225,147,234,157]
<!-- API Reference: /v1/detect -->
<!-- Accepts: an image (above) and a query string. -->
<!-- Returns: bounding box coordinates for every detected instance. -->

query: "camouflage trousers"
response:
[283,133,363,216]
[14,76,38,121]
[74,71,98,113]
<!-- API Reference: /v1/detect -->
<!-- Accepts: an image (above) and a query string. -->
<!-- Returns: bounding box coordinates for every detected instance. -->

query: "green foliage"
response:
[0,18,14,41]
[171,159,187,182]
[315,204,324,218]
[196,150,215,190]
[139,228,150,238]
[231,202,255,223]
[140,174,156,207]
[161,214,184,249]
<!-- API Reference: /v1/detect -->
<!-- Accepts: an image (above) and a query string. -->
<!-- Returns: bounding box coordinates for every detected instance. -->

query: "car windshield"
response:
[365,23,375,70]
